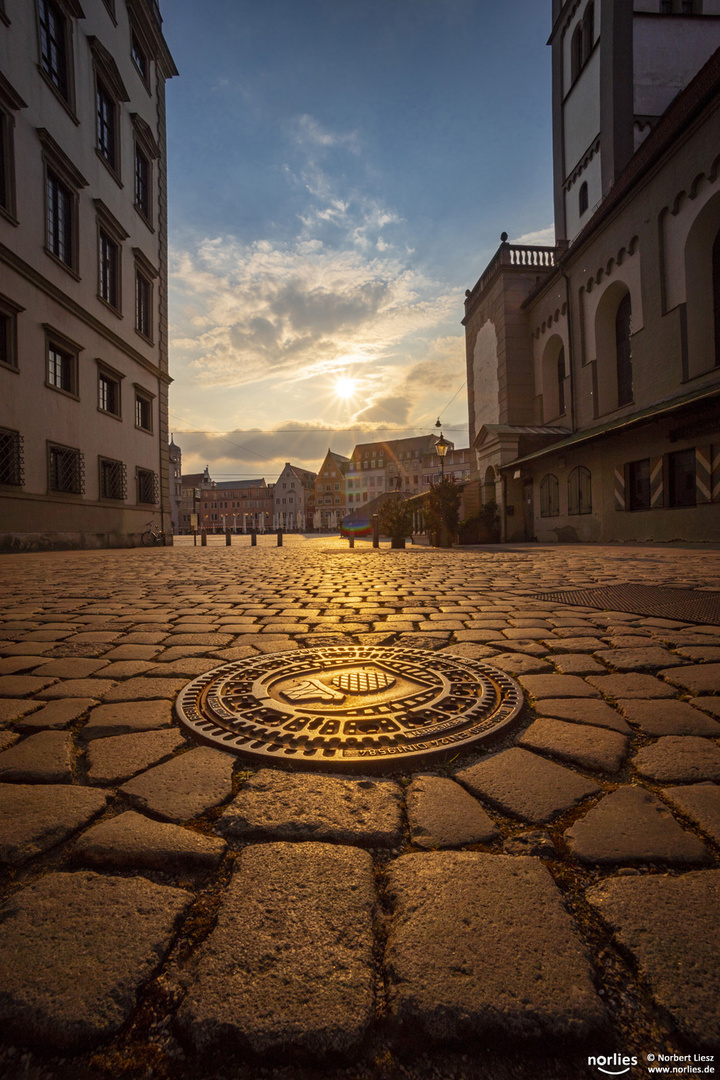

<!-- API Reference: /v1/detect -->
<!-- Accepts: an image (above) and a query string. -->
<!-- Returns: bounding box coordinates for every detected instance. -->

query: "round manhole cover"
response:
[176,646,523,771]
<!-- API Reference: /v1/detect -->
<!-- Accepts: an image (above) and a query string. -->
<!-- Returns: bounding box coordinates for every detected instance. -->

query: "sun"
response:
[334,375,358,401]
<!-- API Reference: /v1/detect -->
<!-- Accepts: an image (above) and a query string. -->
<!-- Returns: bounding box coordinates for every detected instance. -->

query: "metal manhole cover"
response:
[176,645,523,771]
[532,585,720,625]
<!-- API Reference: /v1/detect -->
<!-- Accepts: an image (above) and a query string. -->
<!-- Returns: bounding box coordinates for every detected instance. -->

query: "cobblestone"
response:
[405,774,499,847]
[0,539,718,1078]
[632,736,720,783]
[0,871,192,1051]
[586,871,720,1046]
[385,852,606,1041]
[72,809,227,872]
[120,746,235,821]
[177,843,375,1058]
[563,786,710,865]
[455,747,601,823]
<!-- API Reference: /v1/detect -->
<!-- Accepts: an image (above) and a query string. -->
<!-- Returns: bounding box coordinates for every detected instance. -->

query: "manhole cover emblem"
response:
[176,646,523,771]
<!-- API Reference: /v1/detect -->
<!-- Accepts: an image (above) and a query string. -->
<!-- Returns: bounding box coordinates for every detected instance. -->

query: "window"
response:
[136,467,158,505]
[0,428,23,486]
[89,36,128,179]
[48,443,84,494]
[668,449,696,507]
[47,170,73,267]
[131,32,148,83]
[0,295,22,369]
[96,79,117,171]
[627,459,651,511]
[557,347,566,415]
[540,474,559,517]
[134,247,159,341]
[99,457,126,500]
[39,129,87,275]
[135,389,153,432]
[568,466,592,515]
[46,332,79,396]
[134,144,150,220]
[579,181,588,217]
[0,74,26,223]
[98,366,122,417]
[38,0,69,101]
[98,230,119,308]
[615,293,633,406]
[135,271,150,338]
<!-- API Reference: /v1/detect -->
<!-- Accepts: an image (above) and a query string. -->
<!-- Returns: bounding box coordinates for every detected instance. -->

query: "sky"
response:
[163,0,555,481]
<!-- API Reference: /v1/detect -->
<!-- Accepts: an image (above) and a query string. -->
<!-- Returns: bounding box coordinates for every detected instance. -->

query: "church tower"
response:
[551,0,720,244]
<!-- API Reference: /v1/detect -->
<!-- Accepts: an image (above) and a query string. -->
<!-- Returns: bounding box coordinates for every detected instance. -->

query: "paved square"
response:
[0,537,719,1078]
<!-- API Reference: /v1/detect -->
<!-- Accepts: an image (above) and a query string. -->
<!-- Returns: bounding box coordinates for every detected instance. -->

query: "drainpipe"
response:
[560,262,577,435]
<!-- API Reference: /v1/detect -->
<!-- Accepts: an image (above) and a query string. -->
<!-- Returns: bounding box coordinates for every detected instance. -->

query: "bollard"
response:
[201,529,207,547]
[251,529,257,546]
[349,535,355,548]
[193,530,197,547]
[372,514,379,549]
[277,528,283,547]
[225,528,231,546]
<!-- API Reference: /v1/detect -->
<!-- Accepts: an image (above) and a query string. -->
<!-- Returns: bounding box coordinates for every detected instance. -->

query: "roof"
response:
[500,384,720,470]
[325,451,351,474]
[288,465,317,486]
[210,479,267,490]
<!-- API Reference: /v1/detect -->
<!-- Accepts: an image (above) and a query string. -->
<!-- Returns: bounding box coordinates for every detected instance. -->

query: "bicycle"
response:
[141,521,166,546]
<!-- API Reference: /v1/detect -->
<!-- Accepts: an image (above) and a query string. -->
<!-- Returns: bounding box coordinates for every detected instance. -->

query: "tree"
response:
[377,494,414,548]
[425,478,461,547]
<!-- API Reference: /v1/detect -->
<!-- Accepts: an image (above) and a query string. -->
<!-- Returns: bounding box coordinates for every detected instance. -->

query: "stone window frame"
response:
[36,0,82,120]
[0,73,27,225]
[99,455,127,500]
[136,466,159,506]
[130,113,159,218]
[89,36,129,185]
[134,384,154,434]
[0,292,24,372]
[133,248,157,343]
[568,465,592,516]
[0,427,24,488]
[38,127,87,279]
[97,359,124,420]
[94,199,128,316]
[47,440,85,495]
[44,324,82,400]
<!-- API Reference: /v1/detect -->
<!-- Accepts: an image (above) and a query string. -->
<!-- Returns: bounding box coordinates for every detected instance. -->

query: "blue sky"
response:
[164,0,555,480]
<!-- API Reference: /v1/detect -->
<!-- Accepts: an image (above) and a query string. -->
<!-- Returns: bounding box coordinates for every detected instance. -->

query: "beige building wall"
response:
[0,0,176,550]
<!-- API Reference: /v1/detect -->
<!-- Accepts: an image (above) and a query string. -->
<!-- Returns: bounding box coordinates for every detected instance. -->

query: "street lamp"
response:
[434,429,451,482]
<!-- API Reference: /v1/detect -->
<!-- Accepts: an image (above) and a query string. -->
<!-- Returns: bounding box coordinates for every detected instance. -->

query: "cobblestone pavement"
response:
[0,536,719,1080]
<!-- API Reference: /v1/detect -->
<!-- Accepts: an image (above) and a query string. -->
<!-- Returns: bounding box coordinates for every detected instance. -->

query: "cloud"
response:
[295,114,361,154]
[512,225,556,247]
[170,236,456,389]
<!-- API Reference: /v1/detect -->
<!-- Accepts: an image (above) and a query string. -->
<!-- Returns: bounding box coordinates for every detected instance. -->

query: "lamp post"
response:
[434,428,451,482]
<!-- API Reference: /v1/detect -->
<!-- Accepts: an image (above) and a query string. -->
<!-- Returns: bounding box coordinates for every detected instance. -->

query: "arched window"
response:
[557,347,566,414]
[615,293,633,406]
[583,3,595,63]
[568,466,592,515]
[579,181,588,217]
[540,474,559,517]
[571,23,583,82]
[713,228,720,366]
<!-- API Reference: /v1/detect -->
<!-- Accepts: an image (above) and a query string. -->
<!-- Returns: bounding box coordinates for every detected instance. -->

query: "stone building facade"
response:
[465,0,720,543]
[0,0,177,550]
[314,450,350,530]
[272,462,317,530]
[200,479,272,532]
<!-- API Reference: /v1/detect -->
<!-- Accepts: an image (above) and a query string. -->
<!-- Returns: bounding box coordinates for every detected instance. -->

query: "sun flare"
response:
[334,375,358,401]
